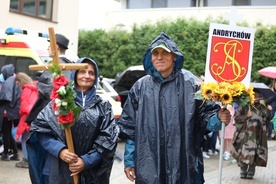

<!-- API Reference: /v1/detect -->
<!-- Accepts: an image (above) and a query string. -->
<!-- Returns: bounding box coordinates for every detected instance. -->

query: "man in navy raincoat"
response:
[118,32,231,183]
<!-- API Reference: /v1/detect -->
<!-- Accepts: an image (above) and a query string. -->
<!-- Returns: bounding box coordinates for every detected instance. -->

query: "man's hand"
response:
[124,167,136,182]
[218,108,231,125]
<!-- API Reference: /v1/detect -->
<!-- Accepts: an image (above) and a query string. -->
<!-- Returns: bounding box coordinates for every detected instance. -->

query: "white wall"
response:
[105,6,276,31]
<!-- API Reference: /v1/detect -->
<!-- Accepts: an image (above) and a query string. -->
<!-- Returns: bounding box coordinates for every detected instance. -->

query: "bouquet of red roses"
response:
[49,63,81,129]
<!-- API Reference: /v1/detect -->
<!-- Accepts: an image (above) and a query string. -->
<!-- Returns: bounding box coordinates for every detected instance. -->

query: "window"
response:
[152,0,167,8]
[191,0,207,7]
[9,0,53,20]
[233,0,251,6]
[0,56,40,79]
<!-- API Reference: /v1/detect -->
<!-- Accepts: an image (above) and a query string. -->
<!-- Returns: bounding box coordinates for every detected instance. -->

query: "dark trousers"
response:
[2,117,18,154]
[209,132,218,152]
[268,122,274,139]
[240,163,255,175]
[203,132,218,152]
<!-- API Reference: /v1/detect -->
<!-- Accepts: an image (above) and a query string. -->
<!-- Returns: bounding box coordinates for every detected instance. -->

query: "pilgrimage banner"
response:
[204,23,255,86]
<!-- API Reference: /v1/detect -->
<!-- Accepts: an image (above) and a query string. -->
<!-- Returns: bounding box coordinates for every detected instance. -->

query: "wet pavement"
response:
[1,140,276,184]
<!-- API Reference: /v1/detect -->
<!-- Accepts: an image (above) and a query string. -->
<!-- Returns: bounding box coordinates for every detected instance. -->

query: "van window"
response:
[0,55,40,79]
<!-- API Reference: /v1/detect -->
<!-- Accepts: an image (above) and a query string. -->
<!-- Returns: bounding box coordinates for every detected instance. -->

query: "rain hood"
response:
[143,31,184,78]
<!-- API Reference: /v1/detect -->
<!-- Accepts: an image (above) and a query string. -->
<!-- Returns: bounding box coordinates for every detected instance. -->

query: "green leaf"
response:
[194,90,204,100]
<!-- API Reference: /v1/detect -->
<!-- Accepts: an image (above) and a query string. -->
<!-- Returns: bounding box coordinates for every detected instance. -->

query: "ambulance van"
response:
[0,27,51,79]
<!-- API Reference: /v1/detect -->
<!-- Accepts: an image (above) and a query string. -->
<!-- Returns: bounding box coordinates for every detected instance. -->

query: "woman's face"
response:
[76,63,95,92]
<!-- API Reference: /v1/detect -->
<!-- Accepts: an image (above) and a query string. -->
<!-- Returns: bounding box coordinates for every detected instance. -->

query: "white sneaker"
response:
[231,159,237,164]
[203,152,210,159]
[208,149,218,155]
[223,152,231,160]
[208,149,213,155]
[213,151,219,155]
[0,145,3,154]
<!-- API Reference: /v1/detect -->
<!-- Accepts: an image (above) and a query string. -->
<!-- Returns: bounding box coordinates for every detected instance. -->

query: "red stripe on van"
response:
[0,42,30,48]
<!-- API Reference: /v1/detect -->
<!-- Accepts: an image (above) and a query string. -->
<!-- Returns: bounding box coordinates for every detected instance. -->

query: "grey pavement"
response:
[1,140,276,184]
[203,140,276,184]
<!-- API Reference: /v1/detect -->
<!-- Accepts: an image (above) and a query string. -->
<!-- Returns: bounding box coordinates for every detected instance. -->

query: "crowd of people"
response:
[0,32,275,183]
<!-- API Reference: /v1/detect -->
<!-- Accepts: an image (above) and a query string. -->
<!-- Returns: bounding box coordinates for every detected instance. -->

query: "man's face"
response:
[48,45,51,56]
[47,44,60,56]
[151,48,176,78]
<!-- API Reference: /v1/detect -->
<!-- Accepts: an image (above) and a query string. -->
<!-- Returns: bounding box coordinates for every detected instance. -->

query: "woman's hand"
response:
[69,157,85,176]
[59,148,78,164]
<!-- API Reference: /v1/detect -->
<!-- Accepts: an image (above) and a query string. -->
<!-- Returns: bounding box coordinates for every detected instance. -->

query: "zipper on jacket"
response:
[82,92,86,107]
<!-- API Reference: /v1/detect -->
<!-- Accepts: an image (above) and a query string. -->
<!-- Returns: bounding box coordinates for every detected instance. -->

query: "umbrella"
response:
[251,82,275,100]
[258,66,276,79]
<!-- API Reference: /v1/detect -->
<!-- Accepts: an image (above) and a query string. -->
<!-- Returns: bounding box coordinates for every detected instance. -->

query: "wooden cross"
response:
[224,6,243,26]
[29,27,88,184]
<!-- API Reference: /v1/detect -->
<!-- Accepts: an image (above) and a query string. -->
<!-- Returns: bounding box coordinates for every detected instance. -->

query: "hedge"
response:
[78,17,276,86]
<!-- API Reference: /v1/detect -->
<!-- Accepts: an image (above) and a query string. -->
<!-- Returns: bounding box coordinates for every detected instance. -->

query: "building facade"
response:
[108,0,276,30]
[0,0,80,54]
[118,0,276,9]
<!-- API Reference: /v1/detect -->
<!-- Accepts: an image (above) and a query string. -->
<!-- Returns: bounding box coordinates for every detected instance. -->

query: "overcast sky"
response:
[78,0,121,30]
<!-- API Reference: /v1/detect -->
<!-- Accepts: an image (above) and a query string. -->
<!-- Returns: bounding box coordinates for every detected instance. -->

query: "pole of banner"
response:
[218,122,225,184]
[218,7,243,184]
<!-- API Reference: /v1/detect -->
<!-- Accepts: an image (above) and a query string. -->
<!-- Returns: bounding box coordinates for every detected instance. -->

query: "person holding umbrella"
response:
[265,83,276,140]
[258,66,276,140]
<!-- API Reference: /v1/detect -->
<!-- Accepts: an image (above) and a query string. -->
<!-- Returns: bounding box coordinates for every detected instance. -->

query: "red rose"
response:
[50,89,59,100]
[57,111,75,124]
[52,75,69,89]
[52,102,58,111]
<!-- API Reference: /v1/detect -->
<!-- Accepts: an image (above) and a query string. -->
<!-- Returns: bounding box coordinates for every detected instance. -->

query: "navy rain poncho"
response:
[27,58,119,184]
[118,32,221,183]
[0,64,21,130]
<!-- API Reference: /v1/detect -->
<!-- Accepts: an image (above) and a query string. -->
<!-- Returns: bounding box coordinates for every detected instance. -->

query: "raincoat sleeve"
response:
[93,100,119,152]
[37,133,66,158]
[196,100,221,134]
[206,115,222,132]
[19,87,38,115]
[118,84,139,168]
[124,139,135,168]
[87,99,119,174]
[118,84,139,140]
[0,78,13,102]
[81,151,102,170]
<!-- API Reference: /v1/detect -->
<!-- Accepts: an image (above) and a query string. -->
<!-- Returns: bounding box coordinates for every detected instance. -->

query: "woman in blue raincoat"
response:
[118,32,231,183]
